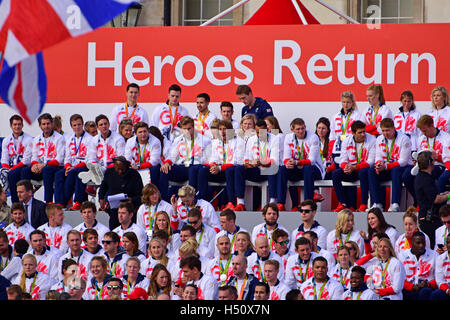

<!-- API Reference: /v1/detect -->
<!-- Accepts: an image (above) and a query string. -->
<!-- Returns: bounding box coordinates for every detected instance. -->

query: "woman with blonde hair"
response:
[365,237,406,300]
[153,211,180,252]
[147,263,173,300]
[84,256,112,300]
[238,113,257,139]
[330,91,365,161]
[12,253,56,300]
[170,184,221,232]
[328,246,354,290]
[119,119,133,142]
[394,206,431,255]
[122,256,150,299]
[363,84,393,136]
[326,209,364,257]
[233,231,255,257]
[141,237,170,278]
[137,183,174,238]
[344,240,360,263]
[428,86,450,133]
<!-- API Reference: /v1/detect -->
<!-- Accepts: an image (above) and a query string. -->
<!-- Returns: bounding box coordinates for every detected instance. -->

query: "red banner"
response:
[43,23,450,103]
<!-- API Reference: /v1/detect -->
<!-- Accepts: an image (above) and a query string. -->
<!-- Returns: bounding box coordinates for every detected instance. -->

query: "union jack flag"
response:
[0,0,138,124]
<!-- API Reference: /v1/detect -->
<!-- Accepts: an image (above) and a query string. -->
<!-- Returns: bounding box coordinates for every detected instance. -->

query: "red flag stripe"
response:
[9,0,71,56]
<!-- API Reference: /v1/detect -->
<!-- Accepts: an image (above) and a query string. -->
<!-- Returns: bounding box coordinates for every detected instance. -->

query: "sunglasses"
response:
[102,240,114,245]
[187,220,199,225]
[69,286,82,290]
[345,246,355,251]
[107,285,121,290]
[277,240,289,246]
[299,209,311,213]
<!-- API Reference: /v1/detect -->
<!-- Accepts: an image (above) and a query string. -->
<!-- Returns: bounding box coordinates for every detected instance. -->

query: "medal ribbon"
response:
[312,278,327,300]
[125,103,137,120]
[168,103,179,133]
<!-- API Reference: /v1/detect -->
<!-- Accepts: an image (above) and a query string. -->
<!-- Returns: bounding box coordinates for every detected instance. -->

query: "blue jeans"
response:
[7,166,26,203]
[21,165,63,203]
[277,165,322,204]
[54,166,89,205]
[332,167,369,208]
[368,165,406,205]
[403,287,435,300]
[437,169,450,193]
[159,164,202,201]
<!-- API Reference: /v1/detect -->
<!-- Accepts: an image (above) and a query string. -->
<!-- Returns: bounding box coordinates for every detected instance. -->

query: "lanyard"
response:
[298,258,310,282]
[0,256,8,271]
[236,276,247,300]
[219,255,232,282]
[184,137,195,165]
[72,132,85,156]
[338,232,352,247]
[138,143,147,164]
[341,110,353,135]
[427,136,436,150]
[352,291,363,300]
[403,236,411,250]
[230,232,238,251]
[356,142,364,163]
[264,224,276,249]
[147,203,159,230]
[385,138,396,162]
[312,278,327,300]
[258,136,268,162]
[257,259,265,282]
[126,279,135,294]
[108,260,118,276]
[125,103,137,120]
[222,141,227,164]
[28,273,38,294]
[339,265,350,288]
[94,280,104,300]
[197,225,205,245]
[370,105,381,125]
[380,257,391,288]
[70,251,82,264]
[319,141,324,162]
[168,103,179,133]
[197,111,210,130]
[294,136,304,160]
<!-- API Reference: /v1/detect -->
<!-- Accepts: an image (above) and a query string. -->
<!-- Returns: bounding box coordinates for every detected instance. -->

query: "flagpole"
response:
[313,0,359,24]
[291,0,308,25]
[200,0,251,26]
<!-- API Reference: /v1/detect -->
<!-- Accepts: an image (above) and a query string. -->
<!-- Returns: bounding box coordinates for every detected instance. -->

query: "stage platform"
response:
[63,209,407,235]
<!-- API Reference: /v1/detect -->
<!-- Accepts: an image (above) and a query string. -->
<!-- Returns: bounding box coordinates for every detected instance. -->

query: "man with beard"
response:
[251,203,289,252]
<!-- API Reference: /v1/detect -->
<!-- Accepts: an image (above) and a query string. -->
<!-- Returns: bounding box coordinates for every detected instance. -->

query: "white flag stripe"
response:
[114,0,139,4]
[21,55,41,121]
[46,0,93,37]
[4,30,29,67]
[6,61,19,114]
[0,0,11,32]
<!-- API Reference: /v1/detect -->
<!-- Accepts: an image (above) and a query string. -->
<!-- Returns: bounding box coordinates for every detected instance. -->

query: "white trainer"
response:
[388,203,400,212]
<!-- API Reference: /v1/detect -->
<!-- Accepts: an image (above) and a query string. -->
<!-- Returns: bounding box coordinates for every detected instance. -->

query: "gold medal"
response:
[340,135,346,141]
